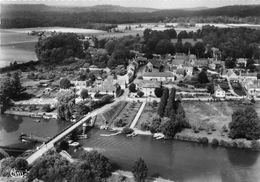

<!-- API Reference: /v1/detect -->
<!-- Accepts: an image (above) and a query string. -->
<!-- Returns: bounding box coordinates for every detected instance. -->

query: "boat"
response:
[69,142,80,147]
[126,132,138,137]
[78,134,88,139]
[43,115,50,119]
[34,119,41,123]
[153,133,165,139]
[155,136,164,140]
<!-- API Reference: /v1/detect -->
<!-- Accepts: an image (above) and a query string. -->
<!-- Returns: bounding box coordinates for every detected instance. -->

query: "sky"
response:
[1,0,260,9]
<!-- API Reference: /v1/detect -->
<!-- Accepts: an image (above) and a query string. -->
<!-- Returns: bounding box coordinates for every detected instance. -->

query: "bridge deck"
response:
[26,99,120,165]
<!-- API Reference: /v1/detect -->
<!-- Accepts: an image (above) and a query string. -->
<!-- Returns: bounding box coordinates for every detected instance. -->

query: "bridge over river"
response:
[26,99,121,165]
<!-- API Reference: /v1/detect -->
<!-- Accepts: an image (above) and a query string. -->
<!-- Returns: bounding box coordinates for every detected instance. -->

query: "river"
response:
[82,129,260,182]
[0,114,69,150]
[0,115,260,182]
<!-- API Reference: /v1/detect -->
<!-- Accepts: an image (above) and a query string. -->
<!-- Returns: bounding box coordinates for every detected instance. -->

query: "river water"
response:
[0,114,69,148]
[82,129,260,182]
[0,115,260,182]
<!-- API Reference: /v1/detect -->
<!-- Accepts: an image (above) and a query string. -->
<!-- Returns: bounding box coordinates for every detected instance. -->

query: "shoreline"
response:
[4,110,57,119]
[98,126,260,151]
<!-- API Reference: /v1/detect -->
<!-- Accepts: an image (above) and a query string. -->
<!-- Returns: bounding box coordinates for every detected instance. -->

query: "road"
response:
[130,101,146,129]
[26,98,123,165]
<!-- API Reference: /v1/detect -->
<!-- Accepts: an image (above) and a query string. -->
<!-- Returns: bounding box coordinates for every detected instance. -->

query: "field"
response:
[182,101,233,131]
[95,101,128,126]
[95,101,142,128]
[135,102,158,130]
[0,29,38,67]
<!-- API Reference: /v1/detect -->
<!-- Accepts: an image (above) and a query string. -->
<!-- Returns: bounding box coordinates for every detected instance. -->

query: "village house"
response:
[222,69,239,80]
[143,72,175,82]
[71,80,87,89]
[247,80,260,97]
[237,58,247,68]
[146,62,153,72]
[240,72,257,81]
[194,58,210,68]
[136,80,160,97]
[87,76,118,97]
[183,66,193,76]
[214,84,226,98]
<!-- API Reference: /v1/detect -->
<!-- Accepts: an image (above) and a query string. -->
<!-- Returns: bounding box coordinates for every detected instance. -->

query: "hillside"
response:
[1,4,260,28]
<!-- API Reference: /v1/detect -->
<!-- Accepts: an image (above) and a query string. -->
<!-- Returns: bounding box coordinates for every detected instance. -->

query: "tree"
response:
[175,40,184,53]
[154,87,164,98]
[80,88,88,100]
[162,119,177,138]
[164,88,178,118]
[157,88,169,117]
[105,40,117,55]
[198,69,209,84]
[35,33,85,64]
[92,49,109,68]
[229,107,260,140]
[247,59,256,72]
[137,90,144,98]
[193,42,205,58]
[225,58,236,69]
[164,29,177,39]
[178,30,189,39]
[0,157,15,177]
[132,158,148,182]
[149,116,162,133]
[27,152,73,182]
[42,104,52,113]
[122,127,134,135]
[155,39,175,55]
[11,157,28,171]
[60,78,71,89]
[71,161,94,182]
[79,150,112,180]
[83,41,90,50]
[183,42,192,54]
[57,90,75,121]
[59,140,69,151]
[129,83,137,93]
[74,102,91,119]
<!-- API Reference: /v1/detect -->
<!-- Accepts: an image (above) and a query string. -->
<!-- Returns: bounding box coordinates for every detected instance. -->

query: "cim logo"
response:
[10,168,28,178]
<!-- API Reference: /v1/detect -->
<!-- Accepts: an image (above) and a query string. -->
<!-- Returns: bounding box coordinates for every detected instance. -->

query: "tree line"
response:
[2,4,260,28]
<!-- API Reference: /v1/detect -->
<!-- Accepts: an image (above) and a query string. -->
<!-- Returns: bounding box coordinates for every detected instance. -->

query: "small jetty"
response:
[19,133,49,143]
[100,131,121,137]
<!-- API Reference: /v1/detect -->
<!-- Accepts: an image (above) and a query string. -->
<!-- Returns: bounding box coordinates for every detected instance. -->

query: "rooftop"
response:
[135,80,160,88]
[143,71,174,77]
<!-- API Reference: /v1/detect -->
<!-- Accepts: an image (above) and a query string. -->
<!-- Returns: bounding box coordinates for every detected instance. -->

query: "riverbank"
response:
[98,126,260,151]
[4,110,57,119]
[111,170,174,182]
[175,129,260,151]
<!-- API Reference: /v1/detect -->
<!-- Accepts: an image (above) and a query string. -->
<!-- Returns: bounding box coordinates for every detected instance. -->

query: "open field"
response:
[135,102,158,129]
[0,29,38,67]
[95,101,128,126]
[95,101,142,128]
[182,101,233,130]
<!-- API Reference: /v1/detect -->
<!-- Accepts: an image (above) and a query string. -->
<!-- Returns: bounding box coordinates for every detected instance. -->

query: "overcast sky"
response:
[1,0,260,9]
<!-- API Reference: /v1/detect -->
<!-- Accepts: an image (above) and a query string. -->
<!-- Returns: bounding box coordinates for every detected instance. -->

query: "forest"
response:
[1,4,260,28]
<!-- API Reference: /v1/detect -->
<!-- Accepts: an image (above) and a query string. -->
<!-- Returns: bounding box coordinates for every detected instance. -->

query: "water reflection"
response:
[0,115,23,132]
[227,148,259,167]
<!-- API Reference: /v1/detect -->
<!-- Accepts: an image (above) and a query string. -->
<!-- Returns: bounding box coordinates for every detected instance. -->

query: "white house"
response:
[183,66,193,76]
[214,85,226,98]
[143,72,175,82]
[136,80,160,97]
[71,81,87,89]
[247,80,260,97]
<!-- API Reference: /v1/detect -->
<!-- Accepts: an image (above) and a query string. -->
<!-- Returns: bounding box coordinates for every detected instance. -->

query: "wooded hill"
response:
[1,4,260,28]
